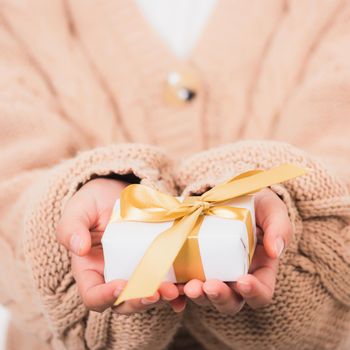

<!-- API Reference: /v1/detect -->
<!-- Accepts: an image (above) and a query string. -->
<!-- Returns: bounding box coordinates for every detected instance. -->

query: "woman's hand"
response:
[56,178,185,314]
[182,188,292,314]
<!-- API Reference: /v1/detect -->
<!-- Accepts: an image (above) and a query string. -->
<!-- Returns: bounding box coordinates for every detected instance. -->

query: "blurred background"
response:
[0,306,9,349]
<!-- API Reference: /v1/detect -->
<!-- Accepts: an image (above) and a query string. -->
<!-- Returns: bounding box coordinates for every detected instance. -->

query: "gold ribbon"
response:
[172,200,254,283]
[113,163,307,305]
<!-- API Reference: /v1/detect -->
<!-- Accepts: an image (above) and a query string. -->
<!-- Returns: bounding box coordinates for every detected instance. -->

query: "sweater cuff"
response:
[175,140,350,306]
[23,143,180,349]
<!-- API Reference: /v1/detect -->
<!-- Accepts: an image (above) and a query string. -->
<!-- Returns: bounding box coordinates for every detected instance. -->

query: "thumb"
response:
[56,194,94,256]
[255,188,292,259]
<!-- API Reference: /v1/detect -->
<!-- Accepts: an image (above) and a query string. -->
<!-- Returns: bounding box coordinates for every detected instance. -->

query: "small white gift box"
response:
[102,195,256,283]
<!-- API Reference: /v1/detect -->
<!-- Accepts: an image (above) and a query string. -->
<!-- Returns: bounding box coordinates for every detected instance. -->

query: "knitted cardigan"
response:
[0,1,349,349]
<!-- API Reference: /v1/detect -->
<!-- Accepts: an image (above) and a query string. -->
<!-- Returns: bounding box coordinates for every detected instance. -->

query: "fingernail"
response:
[238,280,251,294]
[70,234,83,255]
[275,238,285,258]
[174,303,186,313]
[203,287,219,299]
[113,287,124,298]
[141,296,158,305]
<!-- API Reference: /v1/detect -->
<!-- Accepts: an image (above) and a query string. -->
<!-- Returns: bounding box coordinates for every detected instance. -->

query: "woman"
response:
[0,0,349,349]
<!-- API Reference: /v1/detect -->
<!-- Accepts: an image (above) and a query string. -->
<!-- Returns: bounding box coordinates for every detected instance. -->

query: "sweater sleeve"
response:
[176,2,350,311]
[175,7,350,346]
[23,145,180,350]
[175,140,350,349]
[0,25,180,350]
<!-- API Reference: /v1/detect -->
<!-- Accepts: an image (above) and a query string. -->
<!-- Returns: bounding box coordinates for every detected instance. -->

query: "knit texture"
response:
[175,140,350,350]
[0,0,350,349]
[23,144,180,350]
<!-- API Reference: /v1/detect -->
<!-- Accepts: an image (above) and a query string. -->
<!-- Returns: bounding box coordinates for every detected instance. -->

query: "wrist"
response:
[83,177,129,191]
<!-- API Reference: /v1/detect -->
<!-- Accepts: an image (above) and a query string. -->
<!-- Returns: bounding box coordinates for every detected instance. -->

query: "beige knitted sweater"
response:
[0,1,349,349]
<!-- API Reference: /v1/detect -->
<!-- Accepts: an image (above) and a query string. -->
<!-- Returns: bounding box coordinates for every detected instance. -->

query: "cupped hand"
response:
[56,178,185,314]
[183,187,292,314]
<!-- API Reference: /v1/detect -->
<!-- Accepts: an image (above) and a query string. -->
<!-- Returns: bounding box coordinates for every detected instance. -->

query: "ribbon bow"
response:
[114,163,307,305]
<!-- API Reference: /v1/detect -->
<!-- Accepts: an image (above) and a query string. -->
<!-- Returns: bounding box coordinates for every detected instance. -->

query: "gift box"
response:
[101,163,306,305]
[102,195,256,284]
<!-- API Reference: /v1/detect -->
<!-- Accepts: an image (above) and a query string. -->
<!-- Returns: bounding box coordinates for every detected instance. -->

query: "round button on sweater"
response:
[164,67,201,105]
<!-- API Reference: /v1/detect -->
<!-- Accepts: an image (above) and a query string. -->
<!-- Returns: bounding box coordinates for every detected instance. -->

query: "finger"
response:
[255,188,292,259]
[255,226,264,245]
[183,279,209,306]
[76,268,126,312]
[168,284,187,313]
[158,282,179,301]
[248,244,278,274]
[203,279,244,314]
[169,295,187,313]
[177,284,185,295]
[234,260,278,309]
[56,195,94,256]
[113,291,161,315]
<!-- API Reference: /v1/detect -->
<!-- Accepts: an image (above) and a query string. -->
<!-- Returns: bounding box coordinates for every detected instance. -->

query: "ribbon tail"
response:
[115,208,203,305]
[202,163,307,202]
